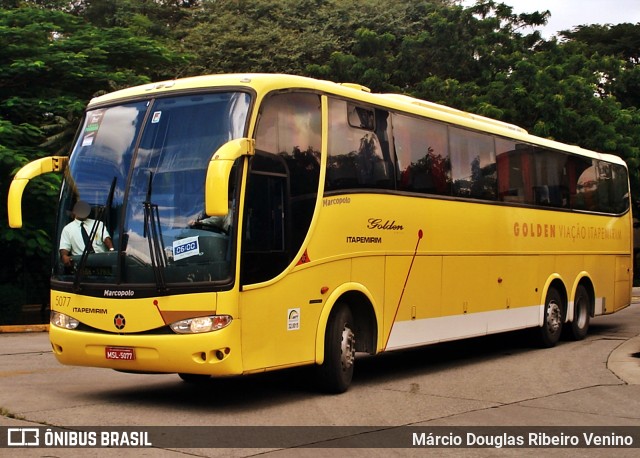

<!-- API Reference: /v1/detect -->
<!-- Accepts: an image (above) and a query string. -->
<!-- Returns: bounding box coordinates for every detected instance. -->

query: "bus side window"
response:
[326,99,393,191]
[567,156,595,211]
[497,140,533,204]
[573,159,628,213]
[392,112,451,196]
[449,127,496,200]
[609,163,630,213]
[529,148,567,208]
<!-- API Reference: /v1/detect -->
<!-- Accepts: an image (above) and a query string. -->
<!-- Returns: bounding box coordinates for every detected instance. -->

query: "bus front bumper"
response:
[48,321,243,376]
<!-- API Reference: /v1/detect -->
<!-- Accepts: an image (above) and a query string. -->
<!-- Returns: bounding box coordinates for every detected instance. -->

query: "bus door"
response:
[239,91,322,372]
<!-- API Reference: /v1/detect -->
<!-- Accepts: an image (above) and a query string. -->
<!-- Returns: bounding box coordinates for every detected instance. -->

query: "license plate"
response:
[105,347,135,360]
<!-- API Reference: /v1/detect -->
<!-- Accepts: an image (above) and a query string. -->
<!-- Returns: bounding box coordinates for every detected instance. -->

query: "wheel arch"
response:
[569,273,596,321]
[540,275,568,326]
[314,283,379,365]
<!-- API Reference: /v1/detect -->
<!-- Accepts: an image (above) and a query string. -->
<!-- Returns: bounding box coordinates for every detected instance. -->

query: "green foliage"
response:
[562,23,640,110]
[67,0,199,38]
[0,5,187,318]
[0,116,56,317]
[561,23,640,64]
[2,0,640,318]
[179,0,452,76]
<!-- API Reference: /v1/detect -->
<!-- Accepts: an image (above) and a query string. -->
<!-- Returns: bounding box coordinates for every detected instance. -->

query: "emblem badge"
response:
[114,314,126,330]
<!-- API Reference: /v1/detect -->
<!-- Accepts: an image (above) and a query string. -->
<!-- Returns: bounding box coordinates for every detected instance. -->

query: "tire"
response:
[317,303,356,394]
[536,287,564,348]
[178,373,211,383]
[565,285,590,341]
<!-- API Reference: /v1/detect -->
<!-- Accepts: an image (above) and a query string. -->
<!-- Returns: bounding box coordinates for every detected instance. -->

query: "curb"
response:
[0,324,49,334]
[608,336,640,385]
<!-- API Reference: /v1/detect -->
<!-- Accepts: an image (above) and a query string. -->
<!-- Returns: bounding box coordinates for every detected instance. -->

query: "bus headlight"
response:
[170,315,232,334]
[51,311,80,330]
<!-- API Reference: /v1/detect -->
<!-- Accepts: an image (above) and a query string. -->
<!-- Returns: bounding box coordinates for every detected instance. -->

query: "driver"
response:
[59,200,114,266]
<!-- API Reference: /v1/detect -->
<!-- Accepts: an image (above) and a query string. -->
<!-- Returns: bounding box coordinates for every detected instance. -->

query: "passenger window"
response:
[530,149,569,208]
[348,104,375,130]
[608,163,630,213]
[325,98,393,191]
[449,127,496,200]
[393,112,451,195]
[572,159,629,213]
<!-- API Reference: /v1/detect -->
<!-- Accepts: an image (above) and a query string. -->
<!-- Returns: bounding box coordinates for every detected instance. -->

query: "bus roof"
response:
[88,73,627,168]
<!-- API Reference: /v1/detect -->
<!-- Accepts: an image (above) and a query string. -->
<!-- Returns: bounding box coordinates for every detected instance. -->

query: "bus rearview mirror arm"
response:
[8,156,68,228]
[205,138,254,217]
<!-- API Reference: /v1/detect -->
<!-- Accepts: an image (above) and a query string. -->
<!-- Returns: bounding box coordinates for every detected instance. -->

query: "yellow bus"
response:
[8,74,632,393]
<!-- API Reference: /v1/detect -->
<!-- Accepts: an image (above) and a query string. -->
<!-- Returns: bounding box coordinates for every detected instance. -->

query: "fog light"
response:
[170,315,232,334]
[51,311,80,330]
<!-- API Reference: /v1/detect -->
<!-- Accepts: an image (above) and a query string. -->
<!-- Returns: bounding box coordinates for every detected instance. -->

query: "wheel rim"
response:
[547,299,562,334]
[340,325,355,370]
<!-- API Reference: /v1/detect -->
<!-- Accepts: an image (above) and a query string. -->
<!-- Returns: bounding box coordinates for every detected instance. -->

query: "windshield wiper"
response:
[73,177,117,291]
[143,171,168,293]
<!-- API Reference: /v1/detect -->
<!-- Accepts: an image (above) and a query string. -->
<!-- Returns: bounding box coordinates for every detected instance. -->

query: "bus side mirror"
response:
[8,156,68,228]
[205,138,254,216]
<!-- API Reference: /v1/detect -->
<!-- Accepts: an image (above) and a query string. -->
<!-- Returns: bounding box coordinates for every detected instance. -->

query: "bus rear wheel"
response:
[565,285,590,341]
[537,287,564,348]
[317,303,355,394]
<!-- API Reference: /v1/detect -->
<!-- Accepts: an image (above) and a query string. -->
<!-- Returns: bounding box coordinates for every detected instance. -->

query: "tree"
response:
[561,23,640,110]
[0,5,184,321]
[67,0,200,40]
[176,0,455,76]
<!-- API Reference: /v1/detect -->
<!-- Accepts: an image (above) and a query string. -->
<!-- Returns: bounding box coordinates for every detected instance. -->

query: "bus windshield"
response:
[53,91,251,289]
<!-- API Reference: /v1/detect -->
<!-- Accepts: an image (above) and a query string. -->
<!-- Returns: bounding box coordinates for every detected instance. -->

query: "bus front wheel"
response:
[537,287,564,348]
[317,303,355,394]
[178,373,211,383]
[566,285,590,341]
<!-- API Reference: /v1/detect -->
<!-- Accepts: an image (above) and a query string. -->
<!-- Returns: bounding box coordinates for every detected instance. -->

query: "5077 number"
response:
[54,295,71,307]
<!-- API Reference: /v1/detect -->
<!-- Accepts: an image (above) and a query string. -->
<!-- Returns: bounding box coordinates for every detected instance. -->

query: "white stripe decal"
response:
[594,297,604,315]
[386,305,542,351]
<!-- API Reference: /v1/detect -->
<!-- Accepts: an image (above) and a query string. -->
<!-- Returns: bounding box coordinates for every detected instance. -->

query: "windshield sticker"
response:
[81,132,95,146]
[82,109,105,146]
[173,236,200,261]
[151,111,162,123]
[86,110,104,131]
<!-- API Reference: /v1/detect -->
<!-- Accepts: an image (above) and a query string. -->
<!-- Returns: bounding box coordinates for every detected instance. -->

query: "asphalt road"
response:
[1,295,640,457]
